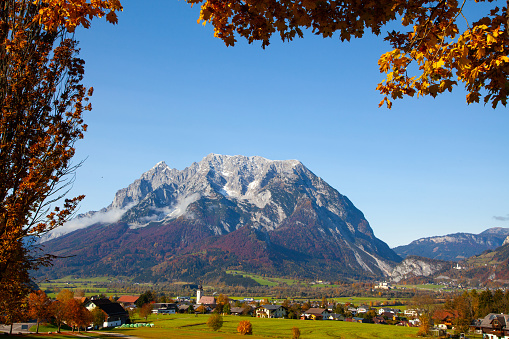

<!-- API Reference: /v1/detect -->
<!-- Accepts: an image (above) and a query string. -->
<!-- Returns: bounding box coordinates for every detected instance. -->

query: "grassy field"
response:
[37,276,134,298]
[226,270,305,287]
[395,284,451,291]
[7,314,490,339]
[106,313,421,339]
[1,314,421,339]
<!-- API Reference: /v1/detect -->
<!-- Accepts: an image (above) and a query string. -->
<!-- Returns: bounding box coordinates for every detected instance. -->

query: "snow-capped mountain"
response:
[40,154,401,281]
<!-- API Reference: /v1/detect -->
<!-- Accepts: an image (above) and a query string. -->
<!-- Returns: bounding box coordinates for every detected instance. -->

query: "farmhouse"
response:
[255,305,288,318]
[433,310,457,329]
[356,305,370,314]
[375,281,392,290]
[352,317,370,323]
[328,313,345,321]
[373,316,387,324]
[178,304,191,313]
[480,313,509,339]
[301,308,331,320]
[84,299,129,328]
[117,295,139,307]
[404,309,420,317]
[347,307,358,315]
[151,303,178,314]
[231,306,253,316]
[378,307,400,315]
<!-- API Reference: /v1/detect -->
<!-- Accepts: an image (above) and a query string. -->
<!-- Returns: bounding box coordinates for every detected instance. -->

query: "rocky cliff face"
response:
[391,256,451,282]
[503,236,509,246]
[41,154,401,281]
[393,228,509,261]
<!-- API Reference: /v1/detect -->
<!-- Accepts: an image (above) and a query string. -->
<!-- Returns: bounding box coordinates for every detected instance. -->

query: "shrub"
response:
[237,320,252,335]
[292,326,301,339]
[207,313,223,331]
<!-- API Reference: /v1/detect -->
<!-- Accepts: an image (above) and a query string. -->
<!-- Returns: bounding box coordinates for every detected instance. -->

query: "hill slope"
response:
[393,227,509,261]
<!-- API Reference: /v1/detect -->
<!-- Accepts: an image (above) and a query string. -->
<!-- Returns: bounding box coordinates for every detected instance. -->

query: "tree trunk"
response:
[36,319,40,334]
[9,323,13,335]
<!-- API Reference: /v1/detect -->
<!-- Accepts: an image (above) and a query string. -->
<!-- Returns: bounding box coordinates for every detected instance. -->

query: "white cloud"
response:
[128,193,201,229]
[40,203,134,242]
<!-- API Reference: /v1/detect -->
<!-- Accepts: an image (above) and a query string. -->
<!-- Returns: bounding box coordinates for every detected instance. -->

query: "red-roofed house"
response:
[117,295,139,307]
[301,308,331,320]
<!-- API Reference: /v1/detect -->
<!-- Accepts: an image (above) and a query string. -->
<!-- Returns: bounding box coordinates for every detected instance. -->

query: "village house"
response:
[352,317,370,323]
[347,307,358,316]
[176,296,191,302]
[151,303,178,315]
[356,305,370,314]
[230,307,245,316]
[255,305,288,318]
[381,311,398,321]
[433,310,457,329]
[84,299,129,328]
[470,318,483,334]
[375,281,392,290]
[397,320,411,327]
[116,295,139,308]
[404,309,420,318]
[479,313,509,339]
[74,296,89,304]
[373,316,387,324]
[409,319,421,327]
[178,304,191,313]
[230,306,253,316]
[378,307,400,315]
[301,308,331,320]
[328,313,345,321]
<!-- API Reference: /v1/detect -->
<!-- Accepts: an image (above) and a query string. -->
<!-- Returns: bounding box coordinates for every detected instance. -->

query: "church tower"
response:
[196,285,203,304]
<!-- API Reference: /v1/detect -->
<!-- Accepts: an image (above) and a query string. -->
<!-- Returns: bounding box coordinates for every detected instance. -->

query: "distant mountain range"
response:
[393,227,509,261]
[461,240,509,283]
[39,154,401,282]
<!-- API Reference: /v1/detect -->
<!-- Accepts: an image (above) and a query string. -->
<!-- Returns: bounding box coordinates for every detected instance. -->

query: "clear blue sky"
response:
[67,0,509,248]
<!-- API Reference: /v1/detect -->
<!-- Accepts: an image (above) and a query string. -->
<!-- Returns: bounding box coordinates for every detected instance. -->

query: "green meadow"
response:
[226,270,305,287]
[108,313,420,339]
[3,314,421,339]
[38,276,133,298]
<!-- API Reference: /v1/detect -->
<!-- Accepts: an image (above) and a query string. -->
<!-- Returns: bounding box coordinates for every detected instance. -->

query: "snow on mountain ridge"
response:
[49,154,314,237]
[46,154,370,246]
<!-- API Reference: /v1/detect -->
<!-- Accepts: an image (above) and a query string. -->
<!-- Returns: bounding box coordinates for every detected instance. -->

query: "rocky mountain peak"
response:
[42,154,401,280]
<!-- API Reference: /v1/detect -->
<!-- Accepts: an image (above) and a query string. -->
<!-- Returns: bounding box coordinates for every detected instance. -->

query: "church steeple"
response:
[196,285,203,304]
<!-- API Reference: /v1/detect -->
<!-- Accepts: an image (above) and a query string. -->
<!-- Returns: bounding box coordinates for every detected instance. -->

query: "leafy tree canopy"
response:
[0,0,121,322]
[187,0,508,108]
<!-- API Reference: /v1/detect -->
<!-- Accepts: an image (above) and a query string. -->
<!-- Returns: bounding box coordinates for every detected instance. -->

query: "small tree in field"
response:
[207,313,223,331]
[28,290,51,334]
[237,320,252,335]
[91,308,107,329]
[223,302,231,315]
[292,327,301,339]
[51,300,66,333]
[195,305,207,314]
[65,299,92,332]
[139,303,153,321]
